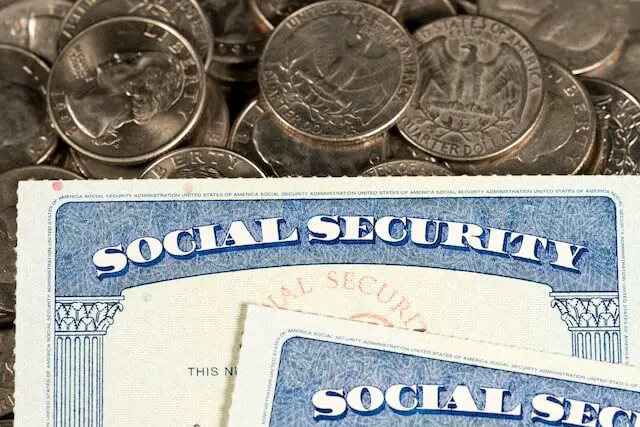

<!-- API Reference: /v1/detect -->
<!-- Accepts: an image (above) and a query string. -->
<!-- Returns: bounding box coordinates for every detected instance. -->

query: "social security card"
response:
[14,176,640,426]
[229,306,640,426]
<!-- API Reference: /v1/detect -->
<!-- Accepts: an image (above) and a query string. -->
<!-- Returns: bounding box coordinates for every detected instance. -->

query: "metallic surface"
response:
[477,0,629,75]
[399,0,456,33]
[57,0,213,67]
[582,77,640,175]
[361,159,454,176]
[0,166,81,324]
[449,59,597,175]
[198,0,266,65]
[0,44,57,173]
[48,17,206,165]
[252,111,390,176]
[226,97,267,168]
[259,0,419,143]
[0,0,70,63]
[139,146,266,178]
[249,0,405,33]
[398,16,545,161]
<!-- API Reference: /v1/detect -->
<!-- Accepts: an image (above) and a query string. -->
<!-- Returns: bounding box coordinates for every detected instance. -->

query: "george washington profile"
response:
[65,51,186,148]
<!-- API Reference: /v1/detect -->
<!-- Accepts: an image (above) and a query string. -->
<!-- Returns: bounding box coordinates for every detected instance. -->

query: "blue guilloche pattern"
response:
[54,196,617,297]
[269,337,639,426]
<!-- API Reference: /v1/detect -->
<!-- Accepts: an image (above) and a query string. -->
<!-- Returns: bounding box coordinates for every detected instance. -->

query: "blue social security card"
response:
[229,305,640,426]
[14,176,640,426]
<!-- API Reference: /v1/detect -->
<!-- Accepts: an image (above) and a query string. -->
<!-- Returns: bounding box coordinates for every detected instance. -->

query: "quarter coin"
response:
[477,0,629,75]
[57,0,213,68]
[397,16,545,161]
[448,59,597,175]
[361,159,454,176]
[0,0,70,63]
[249,0,404,33]
[582,77,640,175]
[259,0,419,143]
[48,17,207,165]
[605,32,640,103]
[139,147,266,178]
[0,44,57,173]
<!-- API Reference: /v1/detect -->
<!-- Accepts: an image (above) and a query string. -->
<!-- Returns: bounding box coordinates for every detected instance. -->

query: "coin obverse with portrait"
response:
[48,17,206,165]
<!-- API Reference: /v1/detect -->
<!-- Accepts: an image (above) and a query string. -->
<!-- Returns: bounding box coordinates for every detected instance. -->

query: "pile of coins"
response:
[1,0,640,422]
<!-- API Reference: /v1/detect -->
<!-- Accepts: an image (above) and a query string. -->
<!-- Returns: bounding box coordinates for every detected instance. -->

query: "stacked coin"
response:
[0,0,639,421]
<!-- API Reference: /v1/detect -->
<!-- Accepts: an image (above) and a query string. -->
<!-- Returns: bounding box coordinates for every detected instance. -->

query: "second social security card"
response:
[229,306,640,426]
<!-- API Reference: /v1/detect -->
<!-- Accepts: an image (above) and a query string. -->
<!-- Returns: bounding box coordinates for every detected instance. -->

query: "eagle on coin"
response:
[271,17,402,127]
[418,36,528,136]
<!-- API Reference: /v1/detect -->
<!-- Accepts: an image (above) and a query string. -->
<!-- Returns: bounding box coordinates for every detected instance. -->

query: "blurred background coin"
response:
[476,0,629,75]
[0,0,70,64]
[48,17,206,165]
[399,0,457,32]
[0,44,57,174]
[198,0,265,66]
[0,166,81,324]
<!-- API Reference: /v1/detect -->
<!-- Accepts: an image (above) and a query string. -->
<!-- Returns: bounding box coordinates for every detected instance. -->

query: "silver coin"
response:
[69,149,146,179]
[249,0,404,33]
[198,0,265,65]
[0,328,13,417]
[362,159,454,176]
[227,98,269,168]
[0,44,57,174]
[69,75,228,179]
[386,130,439,162]
[0,0,70,64]
[0,166,81,323]
[477,0,629,76]
[186,75,230,148]
[259,0,419,143]
[139,146,266,178]
[399,0,457,33]
[448,58,597,175]
[48,17,206,165]
[398,16,545,161]
[207,59,258,83]
[605,32,640,103]
[582,78,640,175]
[252,112,389,176]
[57,0,213,68]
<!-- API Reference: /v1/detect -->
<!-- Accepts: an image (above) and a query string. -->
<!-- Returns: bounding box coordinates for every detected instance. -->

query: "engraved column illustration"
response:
[550,292,620,362]
[54,297,123,427]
